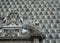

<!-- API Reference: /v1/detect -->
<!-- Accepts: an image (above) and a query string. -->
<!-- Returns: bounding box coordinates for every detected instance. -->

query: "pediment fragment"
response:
[0,10,45,41]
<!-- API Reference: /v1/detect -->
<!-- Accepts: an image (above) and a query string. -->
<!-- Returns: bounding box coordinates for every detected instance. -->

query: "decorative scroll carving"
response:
[5,10,23,26]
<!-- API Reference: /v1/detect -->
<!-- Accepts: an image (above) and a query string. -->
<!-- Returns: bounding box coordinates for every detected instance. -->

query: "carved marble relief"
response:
[0,10,45,41]
[0,10,23,27]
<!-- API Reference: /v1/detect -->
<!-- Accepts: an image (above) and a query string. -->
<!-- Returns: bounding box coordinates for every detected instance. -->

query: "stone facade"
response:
[0,0,60,43]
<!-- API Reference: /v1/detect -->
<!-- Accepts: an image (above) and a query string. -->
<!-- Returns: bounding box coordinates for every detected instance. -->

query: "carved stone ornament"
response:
[0,10,45,41]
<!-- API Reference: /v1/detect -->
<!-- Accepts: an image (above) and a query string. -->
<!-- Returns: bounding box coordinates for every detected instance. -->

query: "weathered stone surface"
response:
[0,0,60,43]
